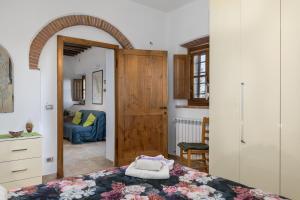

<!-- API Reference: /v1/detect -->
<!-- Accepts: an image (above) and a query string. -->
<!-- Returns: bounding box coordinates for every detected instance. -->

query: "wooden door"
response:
[116,49,168,166]
[281,0,300,199]
[209,0,241,182]
[240,0,280,193]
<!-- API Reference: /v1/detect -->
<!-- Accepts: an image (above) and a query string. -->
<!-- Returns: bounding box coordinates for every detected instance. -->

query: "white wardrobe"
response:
[210,0,300,199]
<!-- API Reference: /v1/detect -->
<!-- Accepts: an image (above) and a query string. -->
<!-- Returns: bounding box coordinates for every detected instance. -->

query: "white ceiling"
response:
[130,0,197,12]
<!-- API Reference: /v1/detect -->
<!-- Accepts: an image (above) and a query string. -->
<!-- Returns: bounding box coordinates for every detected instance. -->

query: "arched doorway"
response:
[29,15,134,69]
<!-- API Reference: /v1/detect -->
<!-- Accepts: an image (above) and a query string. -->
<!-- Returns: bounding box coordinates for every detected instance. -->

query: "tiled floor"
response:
[63,140,113,177]
[43,140,113,183]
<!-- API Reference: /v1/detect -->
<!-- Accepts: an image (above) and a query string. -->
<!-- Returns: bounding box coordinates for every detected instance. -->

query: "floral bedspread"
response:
[8,164,287,200]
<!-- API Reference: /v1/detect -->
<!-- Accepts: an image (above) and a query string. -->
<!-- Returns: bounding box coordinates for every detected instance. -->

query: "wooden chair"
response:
[178,117,209,172]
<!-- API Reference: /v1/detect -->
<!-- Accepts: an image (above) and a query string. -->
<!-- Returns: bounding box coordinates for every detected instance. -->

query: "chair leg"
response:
[180,148,183,163]
[187,150,191,167]
[206,153,209,173]
[202,153,207,172]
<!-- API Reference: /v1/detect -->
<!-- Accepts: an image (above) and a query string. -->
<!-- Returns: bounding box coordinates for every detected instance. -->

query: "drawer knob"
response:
[11,168,28,173]
[11,148,28,152]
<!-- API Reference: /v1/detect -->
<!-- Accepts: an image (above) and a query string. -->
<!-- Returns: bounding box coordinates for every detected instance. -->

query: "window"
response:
[173,36,209,107]
[189,44,209,106]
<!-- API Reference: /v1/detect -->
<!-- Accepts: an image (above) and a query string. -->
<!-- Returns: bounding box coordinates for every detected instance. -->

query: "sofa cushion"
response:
[83,113,96,127]
[72,111,82,125]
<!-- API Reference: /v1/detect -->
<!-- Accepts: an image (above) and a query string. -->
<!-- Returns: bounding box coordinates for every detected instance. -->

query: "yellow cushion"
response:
[83,113,96,127]
[72,111,82,125]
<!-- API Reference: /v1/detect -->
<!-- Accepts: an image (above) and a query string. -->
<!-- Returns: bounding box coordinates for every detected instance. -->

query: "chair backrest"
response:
[201,117,209,144]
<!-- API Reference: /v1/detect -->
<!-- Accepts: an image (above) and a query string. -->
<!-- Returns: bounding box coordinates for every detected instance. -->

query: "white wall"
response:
[63,47,107,112]
[63,56,78,109]
[166,0,209,155]
[105,50,115,161]
[0,0,167,175]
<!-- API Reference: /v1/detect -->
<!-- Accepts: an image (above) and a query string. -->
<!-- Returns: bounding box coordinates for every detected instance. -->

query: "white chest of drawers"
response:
[0,134,42,189]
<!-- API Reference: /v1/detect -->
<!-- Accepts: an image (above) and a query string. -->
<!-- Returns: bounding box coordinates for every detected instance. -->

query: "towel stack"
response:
[125,155,174,179]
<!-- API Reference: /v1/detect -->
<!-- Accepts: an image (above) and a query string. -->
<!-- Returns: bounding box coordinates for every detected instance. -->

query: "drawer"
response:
[0,138,41,162]
[0,158,42,184]
[2,177,42,190]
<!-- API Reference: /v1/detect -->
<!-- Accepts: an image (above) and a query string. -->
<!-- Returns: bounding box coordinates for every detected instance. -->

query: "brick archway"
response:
[29,15,134,69]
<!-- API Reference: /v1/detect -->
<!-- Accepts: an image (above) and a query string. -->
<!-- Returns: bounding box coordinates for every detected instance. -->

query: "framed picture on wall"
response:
[92,70,103,105]
[0,45,14,113]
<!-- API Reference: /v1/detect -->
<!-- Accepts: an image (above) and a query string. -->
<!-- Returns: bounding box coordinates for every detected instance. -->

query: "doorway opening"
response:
[57,36,118,178]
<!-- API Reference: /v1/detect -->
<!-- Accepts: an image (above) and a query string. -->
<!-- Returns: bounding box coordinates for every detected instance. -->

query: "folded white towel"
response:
[137,155,164,161]
[0,185,7,200]
[164,159,175,170]
[137,155,174,170]
[134,159,163,171]
[125,162,170,179]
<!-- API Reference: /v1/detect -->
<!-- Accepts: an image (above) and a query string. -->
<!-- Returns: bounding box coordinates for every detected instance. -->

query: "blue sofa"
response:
[63,110,106,144]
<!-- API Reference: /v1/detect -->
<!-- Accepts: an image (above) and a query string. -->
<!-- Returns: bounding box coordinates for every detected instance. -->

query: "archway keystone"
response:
[29,15,134,69]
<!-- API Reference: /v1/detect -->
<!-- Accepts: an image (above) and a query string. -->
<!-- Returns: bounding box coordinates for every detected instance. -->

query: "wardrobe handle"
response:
[241,135,246,144]
[241,82,246,144]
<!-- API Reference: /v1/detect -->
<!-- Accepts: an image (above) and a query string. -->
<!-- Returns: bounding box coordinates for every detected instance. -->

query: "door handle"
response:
[159,106,167,110]
[241,123,246,144]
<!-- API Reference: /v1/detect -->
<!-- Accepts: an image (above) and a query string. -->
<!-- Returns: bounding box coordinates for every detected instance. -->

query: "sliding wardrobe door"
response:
[240,0,281,193]
[281,0,300,199]
[209,0,241,182]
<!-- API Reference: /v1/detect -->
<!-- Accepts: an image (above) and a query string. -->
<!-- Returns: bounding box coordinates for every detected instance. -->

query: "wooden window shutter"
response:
[173,55,190,99]
[72,79,83,101]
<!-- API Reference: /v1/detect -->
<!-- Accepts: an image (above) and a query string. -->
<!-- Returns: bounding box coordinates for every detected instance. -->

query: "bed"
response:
[7,164,287,200]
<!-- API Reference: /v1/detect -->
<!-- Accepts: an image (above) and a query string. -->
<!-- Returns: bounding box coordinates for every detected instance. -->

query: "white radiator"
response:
[175,118,202,157]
